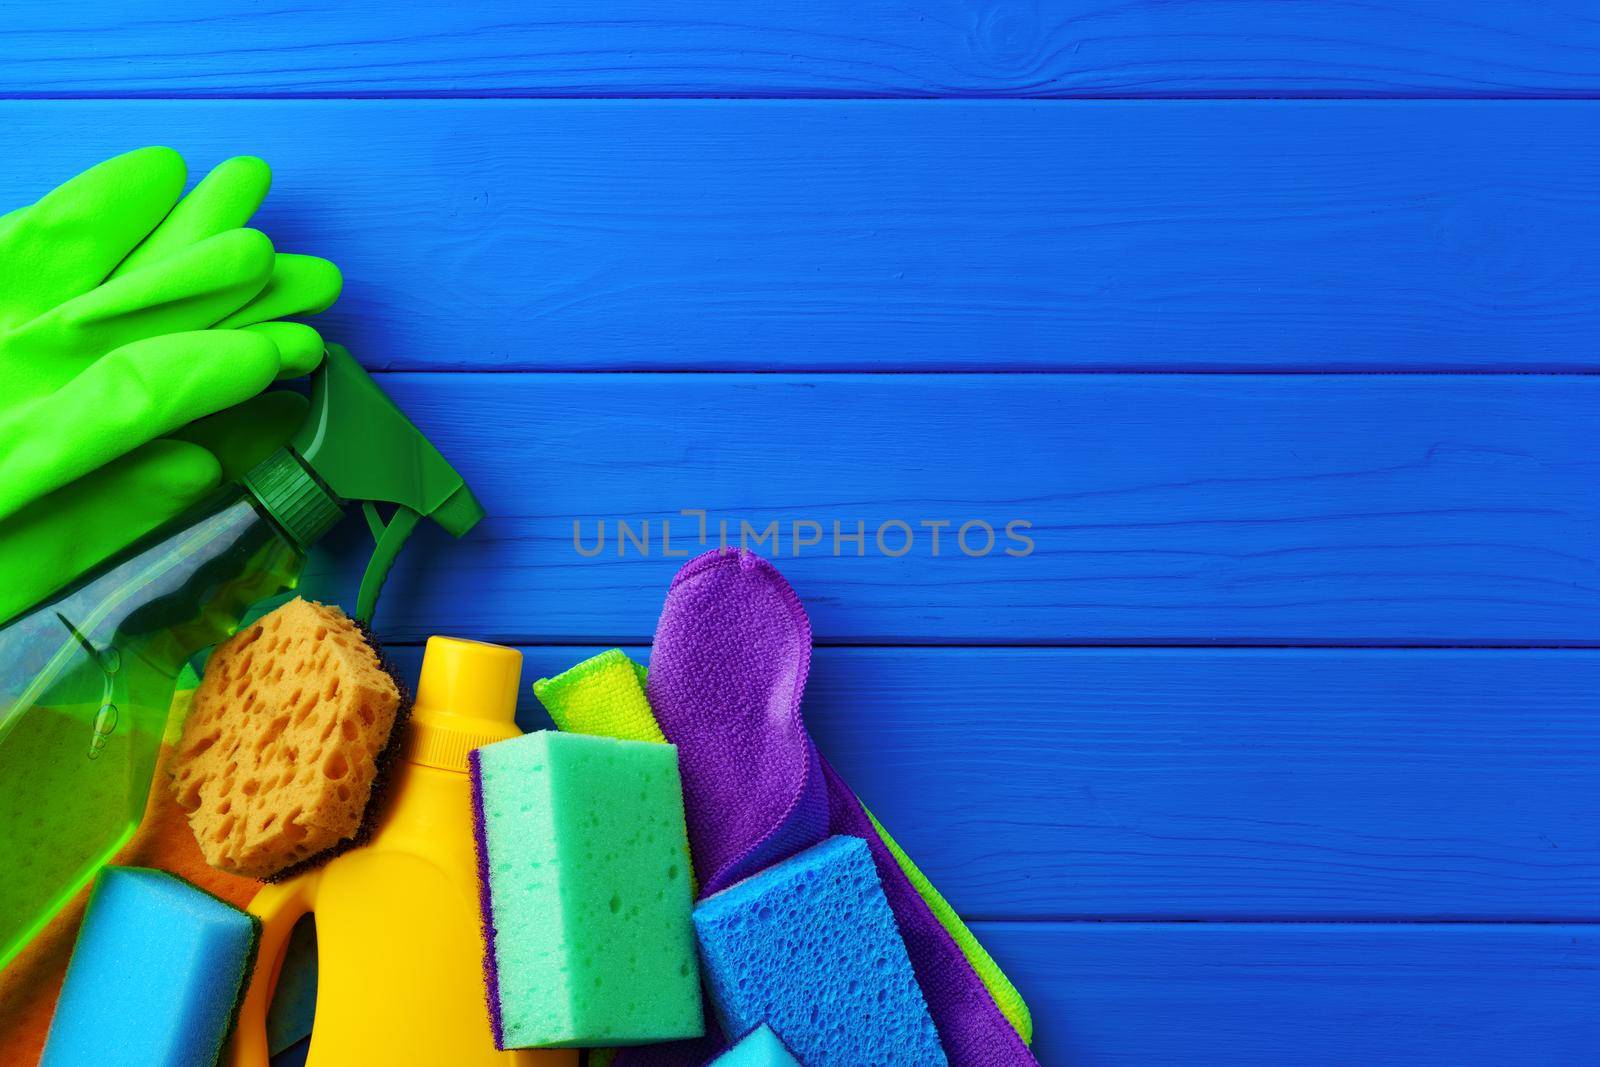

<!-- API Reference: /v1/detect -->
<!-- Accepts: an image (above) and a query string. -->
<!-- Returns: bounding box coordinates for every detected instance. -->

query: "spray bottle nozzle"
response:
[244,345,484,624]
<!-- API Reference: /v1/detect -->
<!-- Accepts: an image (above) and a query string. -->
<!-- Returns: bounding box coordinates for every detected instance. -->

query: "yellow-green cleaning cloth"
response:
[533,649,1033,1045]
[534,649,662,745]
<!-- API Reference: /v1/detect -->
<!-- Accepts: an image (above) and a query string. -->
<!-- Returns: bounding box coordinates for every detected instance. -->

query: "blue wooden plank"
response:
[264,921,1600,1065]
[3,100,1600,370]
[4,3,1600,99]
[259,922,1600,1066]
[377,645,1600,921]
[304,372,1600,646]
[974,922,1600,1066]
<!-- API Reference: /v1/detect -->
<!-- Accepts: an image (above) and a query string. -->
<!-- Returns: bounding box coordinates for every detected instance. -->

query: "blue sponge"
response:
[712,1025,802,1066]
[41,867,259,1067]
[692,835,947,1067]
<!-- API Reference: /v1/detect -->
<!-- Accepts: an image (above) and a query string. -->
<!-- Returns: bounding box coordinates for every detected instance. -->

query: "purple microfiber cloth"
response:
[614,548,1037,1067]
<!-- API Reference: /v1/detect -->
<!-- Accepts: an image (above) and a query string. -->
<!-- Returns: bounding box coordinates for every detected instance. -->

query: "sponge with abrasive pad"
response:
[693,834,947,1067]
[40,867,258,1067]
[171,597,405,880]
[469,730,702,1048]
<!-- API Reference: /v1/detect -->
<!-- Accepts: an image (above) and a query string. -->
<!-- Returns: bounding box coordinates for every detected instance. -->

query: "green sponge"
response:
[536,648,1033,1044]
[468,730,703,1048]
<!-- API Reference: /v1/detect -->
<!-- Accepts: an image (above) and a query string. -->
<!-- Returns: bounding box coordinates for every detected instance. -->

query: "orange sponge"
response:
[172,598,403,879]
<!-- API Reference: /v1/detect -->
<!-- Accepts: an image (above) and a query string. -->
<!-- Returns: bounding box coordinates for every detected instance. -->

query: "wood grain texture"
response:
[5,100,1600,370]
[302,372,1600,646]
[977,922,1600,1065]
[263,921,1599,1065]
[5,3,1600,99]
[9,8,1593,1058]
[375,645,1600,921]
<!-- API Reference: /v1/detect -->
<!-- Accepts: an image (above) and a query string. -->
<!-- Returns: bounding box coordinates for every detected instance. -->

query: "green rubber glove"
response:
[0,147,342,623]
[108,151,340,380]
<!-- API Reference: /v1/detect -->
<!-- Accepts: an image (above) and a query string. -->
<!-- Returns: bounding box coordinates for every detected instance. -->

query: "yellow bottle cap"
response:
[403,636,524,771]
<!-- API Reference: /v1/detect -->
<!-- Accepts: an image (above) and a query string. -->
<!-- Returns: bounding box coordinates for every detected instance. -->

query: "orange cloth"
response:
[0,743,260,1066]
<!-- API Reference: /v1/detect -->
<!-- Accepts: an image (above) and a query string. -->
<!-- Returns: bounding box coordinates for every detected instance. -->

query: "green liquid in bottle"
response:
[0,494,300,969]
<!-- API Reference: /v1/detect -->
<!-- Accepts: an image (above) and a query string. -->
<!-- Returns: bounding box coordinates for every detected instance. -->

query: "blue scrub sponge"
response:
[712,1025,802,1066]
[41,867,259,1067]
[692,835,947,1067]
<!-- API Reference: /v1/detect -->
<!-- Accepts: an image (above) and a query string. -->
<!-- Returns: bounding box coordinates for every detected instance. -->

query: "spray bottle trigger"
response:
[286,345,485,624]
[355,504,423,626]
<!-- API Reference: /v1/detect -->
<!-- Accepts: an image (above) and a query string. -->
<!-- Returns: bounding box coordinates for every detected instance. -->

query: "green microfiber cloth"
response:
[469,731,703,1049]
[535,649,1034,1045]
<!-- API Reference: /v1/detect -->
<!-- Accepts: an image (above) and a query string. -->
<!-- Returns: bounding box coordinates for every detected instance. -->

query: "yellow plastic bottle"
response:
[227,637,576,1067]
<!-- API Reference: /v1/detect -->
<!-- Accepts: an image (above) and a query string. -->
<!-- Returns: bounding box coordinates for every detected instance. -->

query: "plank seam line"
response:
[363,368,1600,378]
[959,918,1600,926]
[4,93,1600,102]
[377,640,1600,651]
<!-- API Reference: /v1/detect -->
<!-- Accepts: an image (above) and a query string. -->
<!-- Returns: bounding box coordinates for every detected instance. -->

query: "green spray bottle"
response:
[0,345,483,970]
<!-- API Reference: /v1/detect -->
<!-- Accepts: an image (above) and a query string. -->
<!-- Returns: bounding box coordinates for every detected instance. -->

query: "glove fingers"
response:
[3,228,276,398]
[0,329,278,522]
[170,389,309,481]
[240,320,325,379]
[215,253,342,328]
[0,439,220,624]
[112,156,272,279]
[0,147,186,329]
